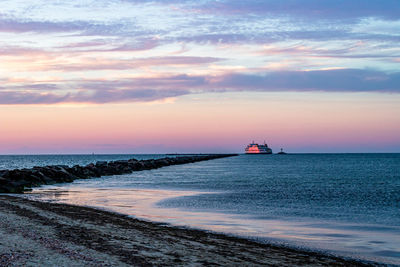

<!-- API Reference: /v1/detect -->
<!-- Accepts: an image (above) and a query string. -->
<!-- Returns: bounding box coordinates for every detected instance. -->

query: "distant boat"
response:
[245,141,272,154]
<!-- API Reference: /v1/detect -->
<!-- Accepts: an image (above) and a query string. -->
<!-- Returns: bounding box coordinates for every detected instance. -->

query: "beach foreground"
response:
[0,195,374,266]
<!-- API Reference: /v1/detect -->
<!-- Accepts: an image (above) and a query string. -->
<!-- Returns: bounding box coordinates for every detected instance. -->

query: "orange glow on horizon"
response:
[1,92,399,153]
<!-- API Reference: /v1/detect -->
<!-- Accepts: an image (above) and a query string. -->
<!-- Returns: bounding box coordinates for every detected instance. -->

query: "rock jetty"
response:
[0,154,237,193]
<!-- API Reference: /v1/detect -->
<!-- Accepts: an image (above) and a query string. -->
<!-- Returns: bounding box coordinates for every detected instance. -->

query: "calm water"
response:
[2,154,400,265]
[0,154,166,170]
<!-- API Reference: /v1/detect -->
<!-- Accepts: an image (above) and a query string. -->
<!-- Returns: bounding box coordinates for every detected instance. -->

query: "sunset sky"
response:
[1,0,399,153]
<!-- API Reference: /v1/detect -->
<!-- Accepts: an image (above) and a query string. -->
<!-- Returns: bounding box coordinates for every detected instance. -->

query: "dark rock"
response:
[0,177,25,193]
[96,161,108,167]
[0,154,238,193]
[114,160,129,165]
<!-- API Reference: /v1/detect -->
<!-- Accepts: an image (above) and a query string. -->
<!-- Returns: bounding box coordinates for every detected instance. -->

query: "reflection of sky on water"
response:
[24,186,400,265]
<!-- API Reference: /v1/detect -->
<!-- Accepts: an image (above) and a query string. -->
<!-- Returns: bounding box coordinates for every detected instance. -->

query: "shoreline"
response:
[0,195,377,266]
[25,185,396,265]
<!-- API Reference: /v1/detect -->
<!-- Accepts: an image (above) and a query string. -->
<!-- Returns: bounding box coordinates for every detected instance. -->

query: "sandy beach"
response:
[0,195,376,267]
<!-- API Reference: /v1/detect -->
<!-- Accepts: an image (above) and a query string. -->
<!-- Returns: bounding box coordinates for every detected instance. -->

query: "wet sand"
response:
[0,195,376,266]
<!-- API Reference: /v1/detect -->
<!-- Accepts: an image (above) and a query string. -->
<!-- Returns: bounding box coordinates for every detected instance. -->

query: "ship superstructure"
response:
[245,141,272,154]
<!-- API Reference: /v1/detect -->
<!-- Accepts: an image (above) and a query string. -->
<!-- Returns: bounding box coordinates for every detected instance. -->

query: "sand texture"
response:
[0,195,376,266]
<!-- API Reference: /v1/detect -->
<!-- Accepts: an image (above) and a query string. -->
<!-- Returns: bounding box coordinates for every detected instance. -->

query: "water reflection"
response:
[23,186,400,265]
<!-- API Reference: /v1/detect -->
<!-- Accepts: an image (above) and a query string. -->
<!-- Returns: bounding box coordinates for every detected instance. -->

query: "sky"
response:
[0,0,399,154]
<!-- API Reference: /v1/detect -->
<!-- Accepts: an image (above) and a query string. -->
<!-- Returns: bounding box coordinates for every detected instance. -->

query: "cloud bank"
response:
[0,0,399,104]
[1,69,398,104]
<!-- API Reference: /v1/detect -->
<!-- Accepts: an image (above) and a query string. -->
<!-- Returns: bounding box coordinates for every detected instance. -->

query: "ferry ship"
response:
[245,141,272,154]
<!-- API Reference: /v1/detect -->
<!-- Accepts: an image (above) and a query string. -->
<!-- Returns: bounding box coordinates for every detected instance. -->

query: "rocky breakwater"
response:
[0,154,237,193]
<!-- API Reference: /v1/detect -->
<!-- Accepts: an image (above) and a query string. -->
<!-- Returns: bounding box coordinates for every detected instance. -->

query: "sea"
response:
[1,153,399,265]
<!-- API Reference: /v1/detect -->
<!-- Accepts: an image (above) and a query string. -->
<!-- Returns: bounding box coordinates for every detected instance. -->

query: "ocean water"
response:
[0,154,166,170]
[2,154,400,265]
